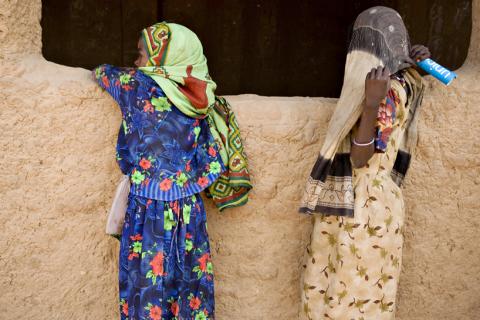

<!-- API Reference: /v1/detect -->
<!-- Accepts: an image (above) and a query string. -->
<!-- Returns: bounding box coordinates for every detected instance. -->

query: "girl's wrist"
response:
[364,101,380,111]
[361,108,378,124]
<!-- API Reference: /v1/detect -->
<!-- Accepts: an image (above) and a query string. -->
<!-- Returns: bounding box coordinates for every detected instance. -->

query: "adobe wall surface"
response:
[0,0,479,319]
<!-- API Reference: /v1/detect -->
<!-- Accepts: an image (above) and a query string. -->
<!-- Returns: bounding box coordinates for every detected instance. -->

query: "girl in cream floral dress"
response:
[299,6,428,320]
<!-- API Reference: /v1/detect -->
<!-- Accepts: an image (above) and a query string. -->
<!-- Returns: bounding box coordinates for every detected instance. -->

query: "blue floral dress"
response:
[93,64,224,320]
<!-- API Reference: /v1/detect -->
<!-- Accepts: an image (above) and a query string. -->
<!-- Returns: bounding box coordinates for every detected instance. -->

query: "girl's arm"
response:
[350,66,390,168]
[92,64,136,116]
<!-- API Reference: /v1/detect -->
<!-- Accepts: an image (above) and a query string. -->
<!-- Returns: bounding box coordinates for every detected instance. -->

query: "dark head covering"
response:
[349,6,413,74]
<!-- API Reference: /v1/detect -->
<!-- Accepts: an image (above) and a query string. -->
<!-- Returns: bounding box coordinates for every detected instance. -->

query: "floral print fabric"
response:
[93,64,220,319]
[93,64,225,201]
[375,88,399,152]
[119,193,214,320]
[301,81,408,320]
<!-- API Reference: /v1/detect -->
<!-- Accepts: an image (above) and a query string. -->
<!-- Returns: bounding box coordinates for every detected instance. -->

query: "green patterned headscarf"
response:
[140,23,216,117]
[139,22,252,210]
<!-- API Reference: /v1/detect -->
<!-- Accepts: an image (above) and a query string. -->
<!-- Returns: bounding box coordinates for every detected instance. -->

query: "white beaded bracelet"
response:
[352,137,375,147]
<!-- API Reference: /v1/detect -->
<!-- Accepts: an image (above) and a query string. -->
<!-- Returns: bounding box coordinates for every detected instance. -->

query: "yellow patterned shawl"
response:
[300,7,424,216]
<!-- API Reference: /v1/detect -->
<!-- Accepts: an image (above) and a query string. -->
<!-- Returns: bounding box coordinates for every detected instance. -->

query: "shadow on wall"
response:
[41,0,472,97]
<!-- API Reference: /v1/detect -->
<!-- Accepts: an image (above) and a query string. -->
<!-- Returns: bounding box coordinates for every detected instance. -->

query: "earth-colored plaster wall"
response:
[0,1,479,319]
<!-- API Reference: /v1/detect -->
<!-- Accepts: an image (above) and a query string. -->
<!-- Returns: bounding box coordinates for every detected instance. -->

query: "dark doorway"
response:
[42,0,472,97]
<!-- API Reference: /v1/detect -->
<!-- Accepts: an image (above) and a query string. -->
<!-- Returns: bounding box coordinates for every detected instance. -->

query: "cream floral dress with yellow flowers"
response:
[301,78,409,320]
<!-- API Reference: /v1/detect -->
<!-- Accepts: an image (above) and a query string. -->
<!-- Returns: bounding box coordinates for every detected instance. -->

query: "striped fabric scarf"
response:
[299,6,424,216]
[139,22,252,210]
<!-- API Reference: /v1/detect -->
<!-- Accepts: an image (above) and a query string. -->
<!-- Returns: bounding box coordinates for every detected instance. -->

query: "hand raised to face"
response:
[365,66,391,109]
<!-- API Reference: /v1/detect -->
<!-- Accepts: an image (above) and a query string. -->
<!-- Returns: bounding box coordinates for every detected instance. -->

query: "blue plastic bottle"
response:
[416,58,457,85]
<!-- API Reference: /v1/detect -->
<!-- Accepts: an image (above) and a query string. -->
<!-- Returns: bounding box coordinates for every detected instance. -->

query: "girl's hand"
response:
[410,44,431,62]
[365,66,391,110]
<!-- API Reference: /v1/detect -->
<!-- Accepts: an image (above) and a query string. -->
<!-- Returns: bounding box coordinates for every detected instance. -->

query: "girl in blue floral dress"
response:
[93,22,251,320]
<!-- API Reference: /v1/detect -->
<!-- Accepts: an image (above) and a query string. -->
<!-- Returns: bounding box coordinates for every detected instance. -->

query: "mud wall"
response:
[0,0,479,319]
